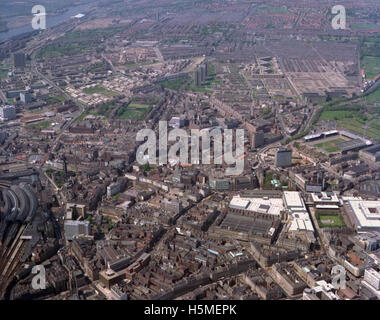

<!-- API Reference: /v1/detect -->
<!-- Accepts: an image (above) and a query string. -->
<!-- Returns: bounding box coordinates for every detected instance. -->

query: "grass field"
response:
[360,37,380,80]
[46,95,65,104]
[319,102,380,141]
[64,27,123,40]
[75,110,105,122]
[83,86,117,97]
[316,211,345,228]
[117,103,152,120]
[26,120,52,130]
[339,118,380,141]
[159,76,189,91]
[315,138,345,153]
[37,42,90,58]
[0,69,8,79]
[365,87,380,104]
[351,23,380,30]
[255,4,293,15]
[320,110,357,121]
[361,56,380,79]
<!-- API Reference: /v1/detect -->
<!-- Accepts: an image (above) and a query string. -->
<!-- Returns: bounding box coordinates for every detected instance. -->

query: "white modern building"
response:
[303,280,340,300]
[346,199,380,231]
[283,191,314,232]
[311,191,340,210]
[229,195,284,217]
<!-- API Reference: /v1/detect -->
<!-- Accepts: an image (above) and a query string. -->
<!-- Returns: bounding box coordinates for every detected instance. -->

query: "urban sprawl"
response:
[0,0,380,301]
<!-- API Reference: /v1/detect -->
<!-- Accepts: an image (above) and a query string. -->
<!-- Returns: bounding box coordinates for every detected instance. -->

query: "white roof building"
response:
[283,191,314,233]
[311,191,339,204]
[229,196,284,216]
[311,191,340,210]
[347,200,380,230]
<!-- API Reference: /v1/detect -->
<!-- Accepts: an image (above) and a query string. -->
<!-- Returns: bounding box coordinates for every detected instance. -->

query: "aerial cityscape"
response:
[0,0,380,303]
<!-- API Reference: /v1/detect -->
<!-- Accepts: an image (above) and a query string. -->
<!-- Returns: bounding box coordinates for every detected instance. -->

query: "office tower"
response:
[20,92,32,104]
[250,131,265,148]
[200,65,206,82]
[194,69,201,86]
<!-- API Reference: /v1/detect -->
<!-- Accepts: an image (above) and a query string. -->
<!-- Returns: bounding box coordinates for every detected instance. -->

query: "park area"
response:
[316,211,345,228]
[117,102,152,120]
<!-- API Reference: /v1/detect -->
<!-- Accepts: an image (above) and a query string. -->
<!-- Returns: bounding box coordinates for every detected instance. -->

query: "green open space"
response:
[318,101,380,141]
[37,42,91,58]
[159,76,190,91]
[46,95,65,104]
[64,27,124,40]
[365,87,380,104]
[36,27,123,58]
[26,120,52,130]
[117,102,152,120]
[339,118,380,141]
[316,211,346,228]
[75,110,104,122]
[254,4,293,15]
[83,86,117,97]
[320,110,357,121]
[361,56,380,80]
[0,69,8,79]
[159,63,219,93]
[315,138,345,153]
[360,37,380,80]
[351,23,380,30]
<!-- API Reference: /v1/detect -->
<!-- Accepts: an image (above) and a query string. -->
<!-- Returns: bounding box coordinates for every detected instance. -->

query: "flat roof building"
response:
[14,52,25,68]
[229,195,284,217]
[283,191,314,233]
[275,148,292,168]
[346,199,380,231]
[0,105,16,121]
[311,192,340,210]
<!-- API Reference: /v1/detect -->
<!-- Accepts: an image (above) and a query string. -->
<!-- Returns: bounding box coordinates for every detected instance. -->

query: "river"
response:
[0,2,96,41]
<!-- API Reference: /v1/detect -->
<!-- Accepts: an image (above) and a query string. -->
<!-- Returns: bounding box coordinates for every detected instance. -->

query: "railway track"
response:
[0,223,27,298]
